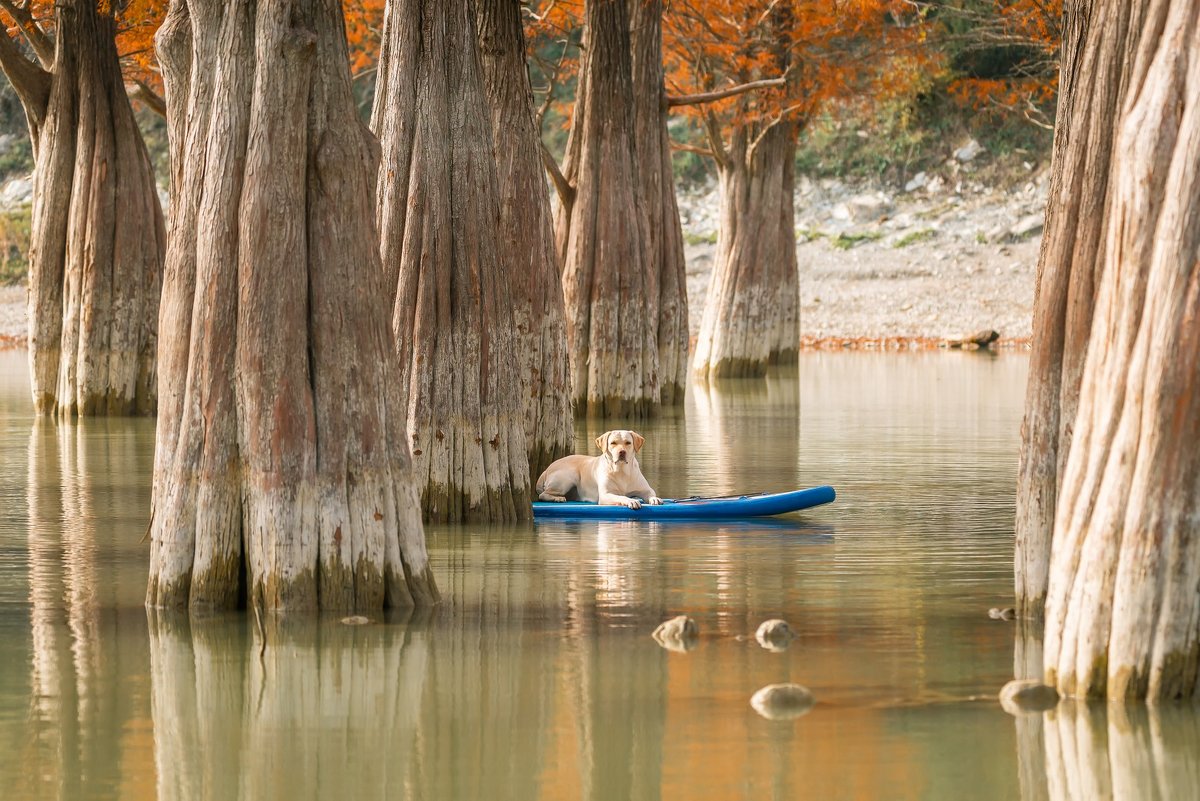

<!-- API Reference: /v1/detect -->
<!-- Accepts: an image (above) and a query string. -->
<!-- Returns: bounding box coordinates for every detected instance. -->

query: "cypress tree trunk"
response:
[692,121,798,379]
[1014,0,1145,618]
[0,0,163,416]
[631,0,688,405]
[146,0,436,612]
[373,0,532,521]
[558,0,659,417]
[474,0,573,478]
[1043,0,1200,701]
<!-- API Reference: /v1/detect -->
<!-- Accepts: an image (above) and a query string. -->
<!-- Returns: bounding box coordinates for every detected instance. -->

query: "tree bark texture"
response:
[474,0,573,479]
[146,0,437,612]
[630,0,689,405]
[373,0,532,522]
[1043,0,1200,701]
[1014,0,1146,618]
[692,121,799,379]
[0,0,163,416]
[557,0,659,417]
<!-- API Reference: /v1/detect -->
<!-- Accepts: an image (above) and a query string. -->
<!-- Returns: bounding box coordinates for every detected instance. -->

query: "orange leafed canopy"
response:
[2,0,381,96]
[663,0,933,137]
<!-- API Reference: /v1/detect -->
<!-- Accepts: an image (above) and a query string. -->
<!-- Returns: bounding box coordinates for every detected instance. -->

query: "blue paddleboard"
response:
[531,485,836,520]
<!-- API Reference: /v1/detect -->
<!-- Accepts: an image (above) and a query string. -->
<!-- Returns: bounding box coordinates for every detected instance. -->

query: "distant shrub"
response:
[831,231,883,250]
[894,228,936,248]
[0,206,31,285]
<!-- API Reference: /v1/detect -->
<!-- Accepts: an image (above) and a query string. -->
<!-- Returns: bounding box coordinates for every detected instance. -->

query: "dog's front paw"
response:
[626,498,643,510]
[648,495,663,505]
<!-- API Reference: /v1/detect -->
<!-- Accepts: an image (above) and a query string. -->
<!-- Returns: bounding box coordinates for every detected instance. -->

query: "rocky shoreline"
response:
[0,149,1045,352]
[681,154,1045,349]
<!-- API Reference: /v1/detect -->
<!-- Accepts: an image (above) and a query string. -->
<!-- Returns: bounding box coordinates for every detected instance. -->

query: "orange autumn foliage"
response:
[116,0,167,86]
[663,0,933,146]
[2,0,380,101]
[943,0,1062,124]
[343,0,384,76]
[523,0,584,131]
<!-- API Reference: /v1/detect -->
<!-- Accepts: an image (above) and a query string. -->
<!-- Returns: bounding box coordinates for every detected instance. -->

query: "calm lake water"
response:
[1,347,1196,800]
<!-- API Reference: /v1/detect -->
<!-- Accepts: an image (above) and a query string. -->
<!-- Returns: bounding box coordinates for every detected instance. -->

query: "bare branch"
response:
[0,32,51,124]
[668,140,716,159]
[539,140,575,209]
[527,0,559,23]
[0,0,53,69]
[701,106,729,170]
[747,102,806,163]
[532,40,573,131]
[128,78,167,118]
[667,76,785,108]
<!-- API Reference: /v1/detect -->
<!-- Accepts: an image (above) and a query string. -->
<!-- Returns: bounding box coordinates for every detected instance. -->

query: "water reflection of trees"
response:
[436,524,668,801]
[1018,702,1200,801]
[1014,624,1200,801]
[689,373,801,497]
[149,612,429,801]
[149,524,671,801]
[21,419,153,800]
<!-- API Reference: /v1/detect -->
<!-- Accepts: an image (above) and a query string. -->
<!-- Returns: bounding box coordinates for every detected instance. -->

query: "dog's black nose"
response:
[618,450,627,459]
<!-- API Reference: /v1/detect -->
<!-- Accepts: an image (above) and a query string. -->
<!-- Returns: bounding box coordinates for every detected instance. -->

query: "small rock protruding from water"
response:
[988,607,1017,621]
[999,680,1059,715]
[750,683,816,720]
[341,615,371,626]
[755,619,797,652]
[652,615,698,653]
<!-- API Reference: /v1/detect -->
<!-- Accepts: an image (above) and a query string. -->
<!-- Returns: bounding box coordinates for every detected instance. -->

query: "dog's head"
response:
[595,429,645,467]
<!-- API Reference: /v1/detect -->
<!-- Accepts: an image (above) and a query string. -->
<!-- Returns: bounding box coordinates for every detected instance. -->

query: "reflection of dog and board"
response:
[535,429,663,509]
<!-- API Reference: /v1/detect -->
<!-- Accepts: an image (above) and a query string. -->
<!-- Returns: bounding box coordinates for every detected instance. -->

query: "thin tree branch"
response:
[532,41,572,130]
[667,76,786,107]
[0,32,51,125]
[0,0,53,69]
[539,140,575,209]
[668,140,716,159]
[128,78,166,118]
[700,107,728,170]
[747,101,806,163]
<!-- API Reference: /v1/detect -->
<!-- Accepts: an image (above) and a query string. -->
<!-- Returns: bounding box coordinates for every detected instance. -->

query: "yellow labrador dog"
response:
[536,429,664,509]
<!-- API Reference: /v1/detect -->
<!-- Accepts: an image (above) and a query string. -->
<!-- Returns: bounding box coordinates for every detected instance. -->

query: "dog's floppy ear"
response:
[595,431,610,452]
[631,431,645,453]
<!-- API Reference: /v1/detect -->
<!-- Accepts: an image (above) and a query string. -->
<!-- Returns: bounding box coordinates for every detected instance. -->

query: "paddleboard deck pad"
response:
[532,485,835,520]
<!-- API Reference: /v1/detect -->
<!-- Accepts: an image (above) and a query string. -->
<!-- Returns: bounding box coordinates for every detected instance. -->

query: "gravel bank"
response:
[0,285,24,346]
[0,166,1046,350]
[681,168,1046,346]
